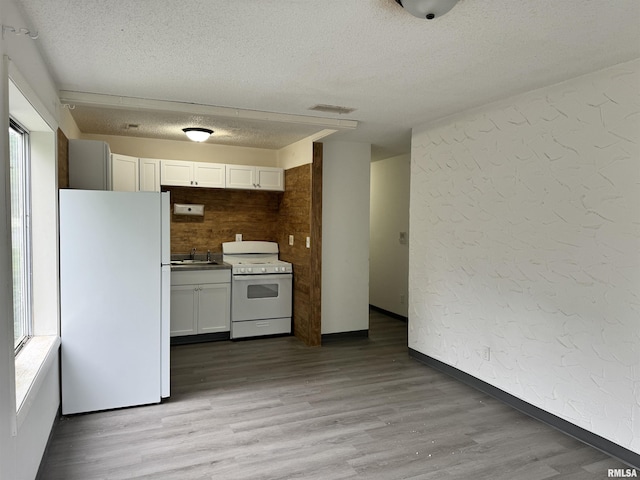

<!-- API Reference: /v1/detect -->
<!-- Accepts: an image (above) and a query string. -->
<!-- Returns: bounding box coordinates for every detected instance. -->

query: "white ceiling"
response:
[16,0,640,160]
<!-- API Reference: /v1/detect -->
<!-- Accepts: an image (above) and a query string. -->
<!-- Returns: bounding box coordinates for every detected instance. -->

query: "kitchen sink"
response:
[170,259,219,265]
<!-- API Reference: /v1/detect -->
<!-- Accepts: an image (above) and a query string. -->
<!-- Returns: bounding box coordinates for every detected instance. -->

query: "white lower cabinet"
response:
[170,270,231,336]
[198,284,231,333]
[169,285,198,336]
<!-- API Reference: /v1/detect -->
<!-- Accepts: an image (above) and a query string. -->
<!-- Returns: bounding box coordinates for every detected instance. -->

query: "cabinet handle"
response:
[190,180,194,185]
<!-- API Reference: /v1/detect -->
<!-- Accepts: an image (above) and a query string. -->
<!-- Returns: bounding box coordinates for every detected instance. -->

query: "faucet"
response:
[207,250,211,262]
[190,248,196,260]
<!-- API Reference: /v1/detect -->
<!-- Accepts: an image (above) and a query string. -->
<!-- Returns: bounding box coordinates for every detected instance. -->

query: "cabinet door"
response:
[256,167,284,191]
[170,285,197,336]
[194,162,225,188]
[139,158,161,192]
[161,160,194,187]
[225,165,255,190]
[111,154,139,192]
[197,283,231,334]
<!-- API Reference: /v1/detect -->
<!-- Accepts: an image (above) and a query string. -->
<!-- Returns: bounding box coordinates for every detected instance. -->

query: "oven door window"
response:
[247,283,279,299]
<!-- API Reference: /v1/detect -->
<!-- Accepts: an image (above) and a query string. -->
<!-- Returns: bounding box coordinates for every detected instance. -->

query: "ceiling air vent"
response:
[309,104,356,115]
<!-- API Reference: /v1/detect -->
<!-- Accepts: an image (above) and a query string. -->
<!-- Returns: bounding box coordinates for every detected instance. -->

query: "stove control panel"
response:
[234,264,292,275]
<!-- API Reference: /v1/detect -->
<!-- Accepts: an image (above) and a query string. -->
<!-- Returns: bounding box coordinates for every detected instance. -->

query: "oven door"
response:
[231,274,292,322]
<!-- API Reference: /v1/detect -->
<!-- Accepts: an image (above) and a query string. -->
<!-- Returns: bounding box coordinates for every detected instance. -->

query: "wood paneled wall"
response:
[277,164,317,346]
[164,186,281,254]
[310,144,322,345]
[57,129,69,189]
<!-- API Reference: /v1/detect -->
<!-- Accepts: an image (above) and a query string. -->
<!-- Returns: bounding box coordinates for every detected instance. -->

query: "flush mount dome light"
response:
[182,127,213,142]
[395,0,460,19]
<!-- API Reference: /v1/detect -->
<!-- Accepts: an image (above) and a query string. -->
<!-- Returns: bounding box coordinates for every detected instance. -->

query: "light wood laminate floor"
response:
[40,310,629,479]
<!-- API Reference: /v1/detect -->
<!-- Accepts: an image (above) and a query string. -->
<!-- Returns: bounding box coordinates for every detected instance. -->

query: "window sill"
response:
[15,335,60,429]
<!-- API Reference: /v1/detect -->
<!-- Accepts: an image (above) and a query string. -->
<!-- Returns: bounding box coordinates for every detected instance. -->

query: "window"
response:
[10,118,32,353]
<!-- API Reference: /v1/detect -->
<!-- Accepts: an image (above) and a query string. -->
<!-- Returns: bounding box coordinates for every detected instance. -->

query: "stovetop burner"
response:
[222,241,292,275]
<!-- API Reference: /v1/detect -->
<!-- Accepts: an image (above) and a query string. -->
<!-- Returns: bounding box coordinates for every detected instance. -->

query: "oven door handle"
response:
[233,274,292,281]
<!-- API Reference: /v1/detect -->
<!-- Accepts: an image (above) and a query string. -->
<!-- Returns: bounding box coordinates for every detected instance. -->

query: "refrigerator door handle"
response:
[160,192,171,265]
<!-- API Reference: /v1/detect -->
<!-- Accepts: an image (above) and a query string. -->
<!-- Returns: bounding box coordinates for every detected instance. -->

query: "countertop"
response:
[170,262,231,271]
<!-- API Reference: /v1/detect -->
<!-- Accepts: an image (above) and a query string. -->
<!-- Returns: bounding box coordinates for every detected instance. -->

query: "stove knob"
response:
[247,267,253,273]
[275,267,281,272]
[239,268,245,273]
[261,267,267,272]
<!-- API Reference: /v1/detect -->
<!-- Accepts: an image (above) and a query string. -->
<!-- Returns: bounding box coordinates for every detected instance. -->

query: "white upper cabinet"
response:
[226,165,284,191]
[256,167,285,191]
[111,154,139,192]
[194,162,225,188]
[139,158,161,192]
[160,160,225,188]
[225,165,255,190]
[73,144,285,193]
[160,160,194,187]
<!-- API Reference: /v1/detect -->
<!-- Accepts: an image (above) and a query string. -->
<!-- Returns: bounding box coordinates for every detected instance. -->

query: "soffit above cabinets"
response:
[60,91,356,150]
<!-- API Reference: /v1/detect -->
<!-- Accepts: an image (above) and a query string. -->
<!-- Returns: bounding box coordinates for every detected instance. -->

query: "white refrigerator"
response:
[59,189,171,415]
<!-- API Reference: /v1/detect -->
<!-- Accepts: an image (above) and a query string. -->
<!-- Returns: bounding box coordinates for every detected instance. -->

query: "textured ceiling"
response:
[66,104,332,149]
[16,0,640,159]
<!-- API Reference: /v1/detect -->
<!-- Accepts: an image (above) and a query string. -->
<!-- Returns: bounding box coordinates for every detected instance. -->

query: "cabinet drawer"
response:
[171,269,230,286]
[231,317,291,339]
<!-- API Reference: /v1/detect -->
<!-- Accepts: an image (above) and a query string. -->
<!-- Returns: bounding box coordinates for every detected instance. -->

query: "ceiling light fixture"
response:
[182,127,213,142]
[395,0,460,19]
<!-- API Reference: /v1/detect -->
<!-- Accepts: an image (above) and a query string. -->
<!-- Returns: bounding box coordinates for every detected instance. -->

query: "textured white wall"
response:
[370,154,410,316]
[409,59,640,453]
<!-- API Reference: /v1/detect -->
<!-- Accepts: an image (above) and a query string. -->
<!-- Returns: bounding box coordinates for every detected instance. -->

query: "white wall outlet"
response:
[306,237,311,248]
[399,231,408,245]
[482,346,491,361]
[235,234,242,242]
[289,235,294,246]
[400,294,406,304]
